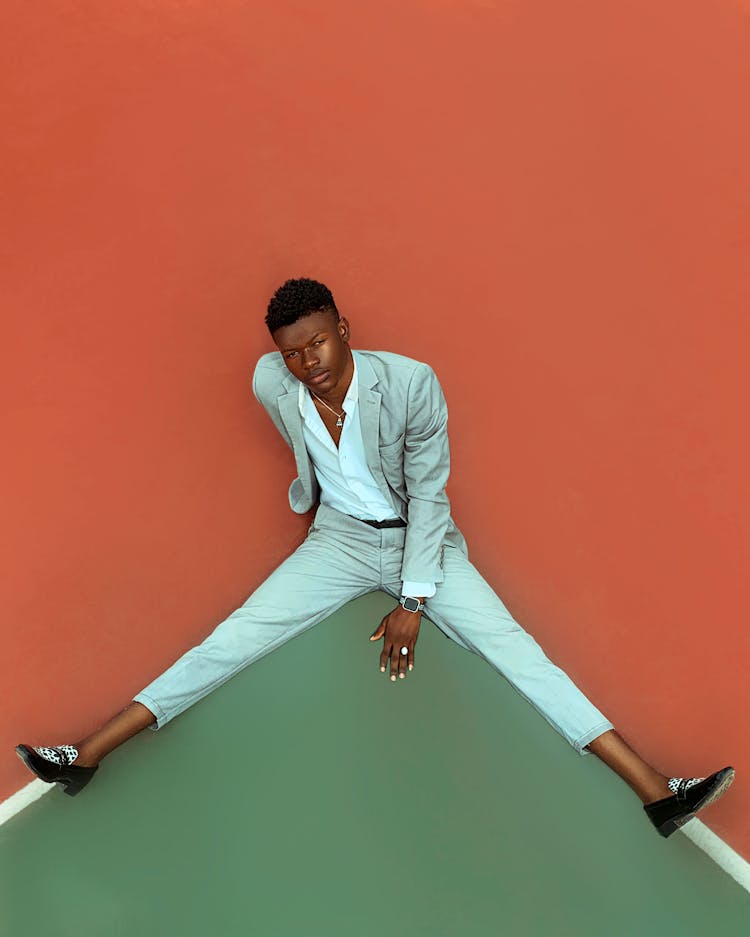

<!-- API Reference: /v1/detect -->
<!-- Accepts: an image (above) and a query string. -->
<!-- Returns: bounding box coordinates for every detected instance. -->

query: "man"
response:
[17,277,734,838]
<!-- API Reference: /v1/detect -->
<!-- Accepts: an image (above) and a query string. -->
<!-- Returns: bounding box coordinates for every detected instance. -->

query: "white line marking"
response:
[680,818,750,892]
[0,779,53,825]
[0,781,748,895]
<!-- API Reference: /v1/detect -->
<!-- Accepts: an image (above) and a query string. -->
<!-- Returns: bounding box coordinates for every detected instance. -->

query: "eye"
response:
[314,340,324,346]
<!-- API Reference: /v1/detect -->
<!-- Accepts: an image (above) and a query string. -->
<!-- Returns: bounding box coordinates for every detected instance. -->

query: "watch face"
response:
[402,597,419,612]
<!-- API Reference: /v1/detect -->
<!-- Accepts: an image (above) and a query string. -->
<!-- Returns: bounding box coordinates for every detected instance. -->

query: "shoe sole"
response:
[691,766,735,814]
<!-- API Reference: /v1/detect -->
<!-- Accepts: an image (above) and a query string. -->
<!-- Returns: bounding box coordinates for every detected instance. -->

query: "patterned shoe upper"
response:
[668,776,704,800]
[33,745,79,766]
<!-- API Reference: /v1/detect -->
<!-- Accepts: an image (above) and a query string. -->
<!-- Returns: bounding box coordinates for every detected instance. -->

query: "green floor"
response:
[1,592,748,937]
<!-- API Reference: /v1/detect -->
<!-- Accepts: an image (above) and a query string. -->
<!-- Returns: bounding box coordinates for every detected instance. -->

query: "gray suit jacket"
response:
[251,348,468,585]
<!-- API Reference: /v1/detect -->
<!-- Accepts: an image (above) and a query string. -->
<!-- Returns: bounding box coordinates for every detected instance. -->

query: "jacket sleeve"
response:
[399,362,451,584]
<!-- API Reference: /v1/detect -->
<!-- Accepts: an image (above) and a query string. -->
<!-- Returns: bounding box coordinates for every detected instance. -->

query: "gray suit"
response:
[134,348,613,754]
[252,348,468,585]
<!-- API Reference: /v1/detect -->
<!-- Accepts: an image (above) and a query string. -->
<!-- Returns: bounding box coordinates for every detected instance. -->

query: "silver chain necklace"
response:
[310,390,345,427]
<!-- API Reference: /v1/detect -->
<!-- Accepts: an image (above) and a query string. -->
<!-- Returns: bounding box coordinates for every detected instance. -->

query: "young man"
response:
[17,278,734,838]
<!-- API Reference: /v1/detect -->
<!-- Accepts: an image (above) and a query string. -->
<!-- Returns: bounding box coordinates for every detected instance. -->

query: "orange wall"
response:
[3,2,748,857]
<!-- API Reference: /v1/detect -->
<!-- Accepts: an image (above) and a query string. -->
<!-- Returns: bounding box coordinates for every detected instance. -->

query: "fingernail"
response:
[390,675,396,681]
[399,673,404,679]
[380,666,385,672]
[409,665,413,670]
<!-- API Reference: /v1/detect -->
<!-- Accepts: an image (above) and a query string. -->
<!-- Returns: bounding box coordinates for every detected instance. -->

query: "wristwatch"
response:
[399,596,425,613]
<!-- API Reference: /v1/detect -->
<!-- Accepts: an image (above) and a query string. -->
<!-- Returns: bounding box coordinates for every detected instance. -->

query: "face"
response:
[272,309,352,396]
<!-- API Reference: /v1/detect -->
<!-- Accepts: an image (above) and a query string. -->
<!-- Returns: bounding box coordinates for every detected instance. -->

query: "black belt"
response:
[351,515,407,529]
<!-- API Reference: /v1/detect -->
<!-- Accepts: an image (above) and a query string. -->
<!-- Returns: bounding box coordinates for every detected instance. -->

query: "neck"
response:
[311,348,353,408]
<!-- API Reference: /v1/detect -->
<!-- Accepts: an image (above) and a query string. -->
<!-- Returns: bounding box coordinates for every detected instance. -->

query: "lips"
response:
[307,370,329,385]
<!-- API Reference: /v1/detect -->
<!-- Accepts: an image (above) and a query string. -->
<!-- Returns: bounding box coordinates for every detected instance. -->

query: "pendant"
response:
[336,416,343,427]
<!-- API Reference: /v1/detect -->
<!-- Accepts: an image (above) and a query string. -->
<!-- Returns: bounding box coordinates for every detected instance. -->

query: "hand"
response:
[369,604,421,681]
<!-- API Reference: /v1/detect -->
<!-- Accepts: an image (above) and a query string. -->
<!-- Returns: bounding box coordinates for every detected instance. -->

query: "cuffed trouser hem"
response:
[132,693,167,731]
[574,721,615,756]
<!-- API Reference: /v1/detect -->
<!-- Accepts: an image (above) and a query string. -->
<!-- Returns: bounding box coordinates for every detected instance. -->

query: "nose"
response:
[301,347,319,370]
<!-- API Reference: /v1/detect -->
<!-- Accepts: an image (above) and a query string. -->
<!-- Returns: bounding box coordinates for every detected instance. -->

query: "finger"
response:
[370,619,386,642]
[409,644,415,672]
[389,647,399,682]
[380,645,391,674]
[398,644,409,679]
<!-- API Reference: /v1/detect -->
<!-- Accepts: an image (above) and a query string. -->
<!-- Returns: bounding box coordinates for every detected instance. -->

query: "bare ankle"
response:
[641,776,672,805]
[71,741,100,767]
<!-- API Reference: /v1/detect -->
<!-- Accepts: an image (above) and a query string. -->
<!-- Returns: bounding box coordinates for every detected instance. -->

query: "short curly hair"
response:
[265,278,339,334]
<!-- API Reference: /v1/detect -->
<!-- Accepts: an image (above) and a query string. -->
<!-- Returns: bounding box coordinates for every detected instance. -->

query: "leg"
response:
[392,543,615,755]
[384,545,703,808]
[584,730,670,803]
[73,701,155,767]
[62,520,382,767]
[585,732,735,836]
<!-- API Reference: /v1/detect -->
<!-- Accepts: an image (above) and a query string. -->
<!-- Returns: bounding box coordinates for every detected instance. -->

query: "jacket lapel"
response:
[355,353,389,492]
[275,350,391,509]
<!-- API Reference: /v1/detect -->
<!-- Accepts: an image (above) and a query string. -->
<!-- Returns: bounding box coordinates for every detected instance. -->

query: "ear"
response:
[337,316,350,342]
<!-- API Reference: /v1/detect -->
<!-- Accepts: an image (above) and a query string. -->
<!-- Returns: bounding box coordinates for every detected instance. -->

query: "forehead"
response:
[273,310,337,350]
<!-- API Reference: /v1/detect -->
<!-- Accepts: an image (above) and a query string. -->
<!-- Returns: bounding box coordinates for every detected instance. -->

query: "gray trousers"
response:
[133,503,614,754]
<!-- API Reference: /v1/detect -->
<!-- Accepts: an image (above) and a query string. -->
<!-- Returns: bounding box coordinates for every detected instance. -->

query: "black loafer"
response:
[15,744,98,796]
[644,766,735,837]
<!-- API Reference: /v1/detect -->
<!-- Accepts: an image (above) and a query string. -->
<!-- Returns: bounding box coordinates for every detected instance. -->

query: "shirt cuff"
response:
[401,581,436,599]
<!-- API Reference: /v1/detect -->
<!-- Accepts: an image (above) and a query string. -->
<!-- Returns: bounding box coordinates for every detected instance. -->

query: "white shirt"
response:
[298,352,435,600]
